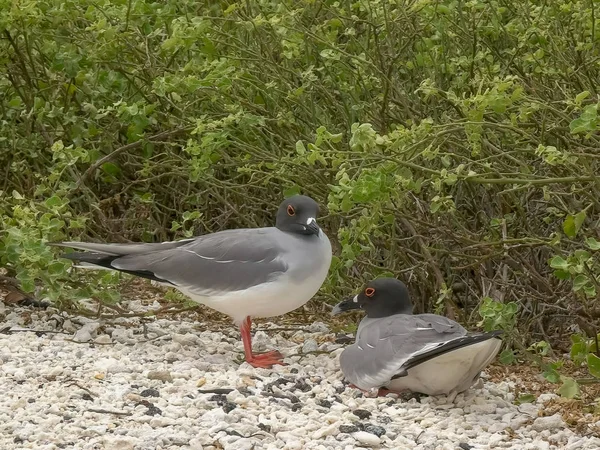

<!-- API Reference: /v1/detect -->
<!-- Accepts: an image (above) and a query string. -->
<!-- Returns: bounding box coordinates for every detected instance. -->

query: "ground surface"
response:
[1,294,600,450]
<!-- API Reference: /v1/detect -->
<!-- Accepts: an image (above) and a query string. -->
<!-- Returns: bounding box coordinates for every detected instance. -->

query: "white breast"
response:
[180,230,332,324]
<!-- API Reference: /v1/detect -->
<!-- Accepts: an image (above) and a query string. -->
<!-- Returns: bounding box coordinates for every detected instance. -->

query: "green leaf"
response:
[570,104,599,134]
[562,211,586,239]
[284,185,301,197]
[563,215,576,238]
[47,261,67,276]
[571,334,585,344]
[557,377,580,399]
[295,140,306,156]
[499,349,516,365]
[572,274,589,291]
[584,284,597,298]
[586,237,600,250]
[587,353,600,378]
[549,256,569,270]
[8,97,23,108]
[137,192,154,203]
[570,341,588,364]
[575,91,591,105]
[575,210,586,230]
[543,367,561,383]
[515,394,536,405]
[102,162,121,177]
[182,211,201,222]
[44,195,64,209]
[553,269,571,280]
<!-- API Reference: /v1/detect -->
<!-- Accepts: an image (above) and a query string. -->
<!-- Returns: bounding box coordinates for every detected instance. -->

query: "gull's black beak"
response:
[304,217,320,235]
[331,295,361,316]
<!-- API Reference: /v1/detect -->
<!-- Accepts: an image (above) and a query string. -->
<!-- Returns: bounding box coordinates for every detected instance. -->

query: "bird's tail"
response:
[396,330,504,374]
[47,242,177,284]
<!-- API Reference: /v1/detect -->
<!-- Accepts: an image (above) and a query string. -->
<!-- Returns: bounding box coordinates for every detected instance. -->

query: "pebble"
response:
[95,334,112,344]
[364,425,386,437]
[72,322,101,342]
[532,413,566,431]
[354,431,381,446]
[353,409,372,420]
[140,388,160,398]
[339,425,359,434]
[302,339,319,354]
[147,370,173,382]
[1,303,599,450]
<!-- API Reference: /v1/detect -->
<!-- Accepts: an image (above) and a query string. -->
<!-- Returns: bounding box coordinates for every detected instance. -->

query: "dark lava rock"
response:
[317,399,332,408]
[398,391,425,402]
[207,393,236,413]
[222,402,237,413]
[459,444,473,450]
[140,388,160,398]
[293,379,311,392]
[352,409,372,420]
[265,377,292,391]
[81,394,94,402]
[145,405,162,416]
[258,423,271,432]
[339,425,359,434]
[364,425,386,437]
[290,368,299,374]
[209,394,226,403]
[291,403,302,412]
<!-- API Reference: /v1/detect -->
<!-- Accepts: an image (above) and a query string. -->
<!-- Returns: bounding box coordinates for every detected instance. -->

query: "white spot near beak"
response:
[352,295,358,303]
[306,217,316,225]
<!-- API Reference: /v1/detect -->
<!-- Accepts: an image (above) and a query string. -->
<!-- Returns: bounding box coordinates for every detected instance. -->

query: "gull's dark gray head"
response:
[331,278,413,318]
[275,195,321,236]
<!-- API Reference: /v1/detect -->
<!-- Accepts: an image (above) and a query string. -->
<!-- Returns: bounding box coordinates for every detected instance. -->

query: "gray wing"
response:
[339,314,467,390]
[111,228,288,294]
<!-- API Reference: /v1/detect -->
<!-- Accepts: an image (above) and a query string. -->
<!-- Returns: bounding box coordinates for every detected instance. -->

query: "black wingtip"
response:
[62,252,174,285]
[392,331,504,378]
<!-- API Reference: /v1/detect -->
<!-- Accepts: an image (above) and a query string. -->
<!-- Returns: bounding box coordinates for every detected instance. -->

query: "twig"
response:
[197,388,235,394]
[86,408,132,416]
[74,127,192,190]
[65,380,98,397]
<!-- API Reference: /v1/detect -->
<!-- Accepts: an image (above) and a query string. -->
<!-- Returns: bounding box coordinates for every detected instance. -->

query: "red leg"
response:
[240,316,285,368]
[377,387,395,397]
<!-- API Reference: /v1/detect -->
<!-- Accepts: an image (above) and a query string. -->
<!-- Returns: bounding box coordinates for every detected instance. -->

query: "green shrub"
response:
[1,1,599,362]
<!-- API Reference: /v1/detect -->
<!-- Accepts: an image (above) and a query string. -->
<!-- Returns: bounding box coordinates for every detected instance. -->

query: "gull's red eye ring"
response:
[365,287,375,297]
[287,205,296,216]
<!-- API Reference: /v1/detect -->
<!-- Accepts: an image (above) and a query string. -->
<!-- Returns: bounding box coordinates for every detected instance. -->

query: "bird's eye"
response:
[287,205,296,216]
[365,287,375,297]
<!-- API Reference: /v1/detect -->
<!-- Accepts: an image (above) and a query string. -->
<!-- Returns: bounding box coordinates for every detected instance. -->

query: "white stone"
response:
[72,322,101,342]
[532,413,566,432]
[302,339,319,354]
[353,431,381,446]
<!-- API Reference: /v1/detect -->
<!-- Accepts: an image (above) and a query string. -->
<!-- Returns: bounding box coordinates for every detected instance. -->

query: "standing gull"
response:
[332,278,502,399]
[51,195,332,368]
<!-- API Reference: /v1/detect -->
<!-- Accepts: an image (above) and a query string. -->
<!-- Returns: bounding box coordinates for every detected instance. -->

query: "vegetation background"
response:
[2,0,600,397]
